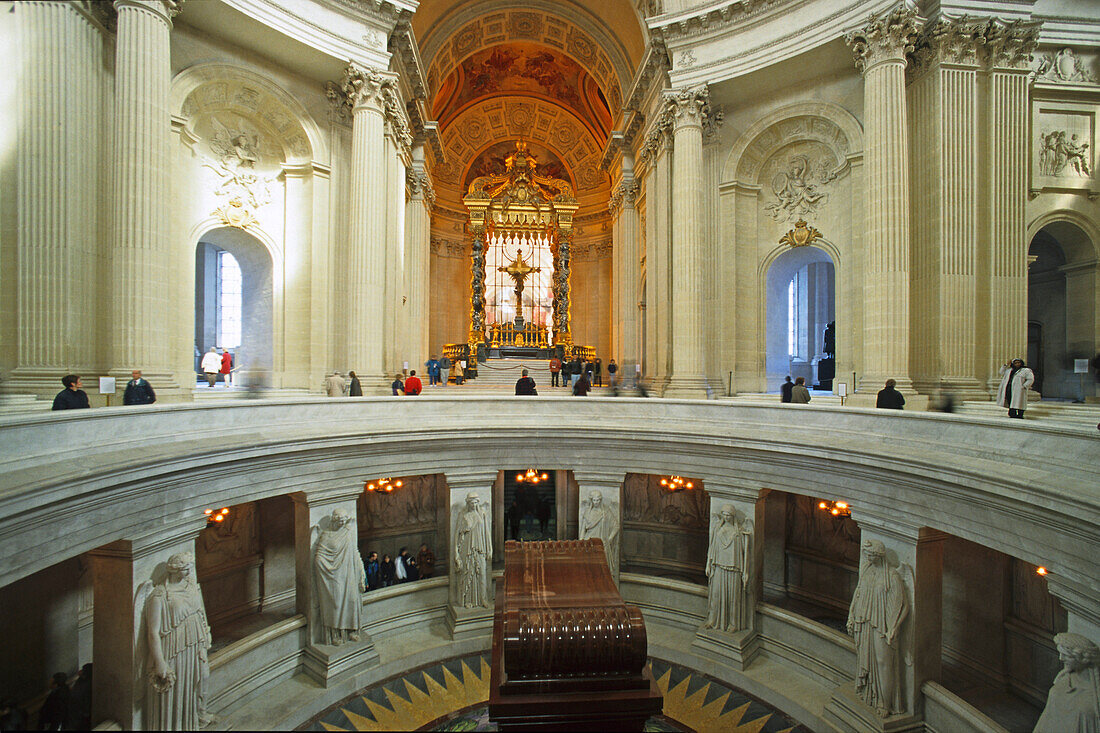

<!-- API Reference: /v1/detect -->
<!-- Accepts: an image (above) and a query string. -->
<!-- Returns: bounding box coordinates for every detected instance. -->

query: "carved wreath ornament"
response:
[779,219,823,248]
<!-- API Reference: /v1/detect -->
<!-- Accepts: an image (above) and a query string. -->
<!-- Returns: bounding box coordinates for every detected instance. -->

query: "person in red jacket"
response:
[220,349,233,386]
[404,370,423,395]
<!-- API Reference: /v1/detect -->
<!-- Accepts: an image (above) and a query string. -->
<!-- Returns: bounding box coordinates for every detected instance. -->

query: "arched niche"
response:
[194,227,275,382]
[764,245,837,391]
[1026,215,1098,400]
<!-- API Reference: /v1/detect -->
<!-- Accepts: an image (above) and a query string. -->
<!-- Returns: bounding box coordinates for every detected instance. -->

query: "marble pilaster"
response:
[663,86,711,399]
[444,470,498,640]
[291,486,379,685]
[692,481,764,669]
[281,164,314,390]
[572,470,625,584]
[847,5,923,393]
[907,16,988,398]
[88,517,206,730]
[611,167,642,376]
[824,518,946,732]
[342,64,393,393]
[405,145,433,378]
[982,21,1038,393]
[108,0,179,393]
[9,3,103,394]
[642,122,673,395]
[383,118,407,378]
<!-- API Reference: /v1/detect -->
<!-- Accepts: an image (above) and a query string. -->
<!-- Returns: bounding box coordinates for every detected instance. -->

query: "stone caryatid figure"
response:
[580,490,620,577]
[138,552,213,730]
[454,493,492,608]
[703,506,754,633]
[847,539,910,716]
[313,508,366,645]
[1035,633,1100,733]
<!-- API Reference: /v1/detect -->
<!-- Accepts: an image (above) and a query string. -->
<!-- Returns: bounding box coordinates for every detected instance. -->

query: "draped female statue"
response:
[847,539,909,717]
[1035,633,1100,733]
[454,493,492,608]
[703,506,753,633]
[580,490,620,577]
[139,552,213,730]
[313,508,366,645]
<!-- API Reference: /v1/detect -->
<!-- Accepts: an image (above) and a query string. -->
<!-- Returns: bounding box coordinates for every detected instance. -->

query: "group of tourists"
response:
[199,346,234,387]
[362,544,435,590]
[548,355,615,390]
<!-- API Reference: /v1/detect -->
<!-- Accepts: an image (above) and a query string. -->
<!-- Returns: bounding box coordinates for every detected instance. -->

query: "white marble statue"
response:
[137,552,213,731]
[1035,633,1100,733]
[847,539,910,717]
[580,490,620,577]
[454,493,492,608]
[312,508,366,645]
[703,505,754,633]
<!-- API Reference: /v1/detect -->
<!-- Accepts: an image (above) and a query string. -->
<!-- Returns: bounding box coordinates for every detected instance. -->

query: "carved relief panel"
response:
[1031,101,1098,198]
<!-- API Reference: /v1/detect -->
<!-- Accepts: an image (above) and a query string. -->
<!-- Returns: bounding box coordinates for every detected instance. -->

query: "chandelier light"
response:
[515,468,549,484]
[817,499,851,517]
[365,477,403,493]
[659,475,694,492]
[204,507,229,525]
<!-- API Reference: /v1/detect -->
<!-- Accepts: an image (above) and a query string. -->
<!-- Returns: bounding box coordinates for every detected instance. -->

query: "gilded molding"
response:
[845,4,923,74]
[779,219,823,248]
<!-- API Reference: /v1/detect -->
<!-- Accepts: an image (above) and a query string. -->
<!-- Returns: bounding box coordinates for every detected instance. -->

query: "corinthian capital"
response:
[326,63,388,119]
[846,4,923,74]
[980,18,1040,70]
[909,14,987,74]
[663,86,711,130]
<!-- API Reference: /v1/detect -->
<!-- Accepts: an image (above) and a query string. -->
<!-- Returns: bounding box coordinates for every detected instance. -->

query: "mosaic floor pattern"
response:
[303,655,810,733]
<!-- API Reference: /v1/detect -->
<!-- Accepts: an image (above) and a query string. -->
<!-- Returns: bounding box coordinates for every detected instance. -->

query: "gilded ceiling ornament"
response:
[779,219,823,248]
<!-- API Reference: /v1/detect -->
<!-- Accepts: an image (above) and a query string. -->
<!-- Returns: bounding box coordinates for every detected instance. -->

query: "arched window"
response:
[217,250,242,349]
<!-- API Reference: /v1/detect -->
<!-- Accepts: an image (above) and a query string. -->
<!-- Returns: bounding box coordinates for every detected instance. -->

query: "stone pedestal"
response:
[302,636,380,686]
[691,627,761,670]
[846,6,923,393]
[824,683,923,733]
[444,603,494,641]
[572,471,625,584]
[88,517,206,730]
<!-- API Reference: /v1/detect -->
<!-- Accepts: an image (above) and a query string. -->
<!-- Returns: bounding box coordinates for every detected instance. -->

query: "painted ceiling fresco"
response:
[461,140,573,193]
[432,42,613,140]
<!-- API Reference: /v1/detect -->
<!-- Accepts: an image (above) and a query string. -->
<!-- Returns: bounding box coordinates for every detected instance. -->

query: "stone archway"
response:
[194,227,274,386]
[765,246,836,392]
[1027,219,1098,400]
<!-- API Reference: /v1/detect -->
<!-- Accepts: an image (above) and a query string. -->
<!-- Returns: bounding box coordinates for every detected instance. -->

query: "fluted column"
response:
[982,22,1037,393]
[9,3,104,394]
[342,64,391,392]
[907,16,987,398]
[847,5,922,392]
[281,164,313,389]
[405,146,433,377]
[664,87,710,399]
[108,0,177,390]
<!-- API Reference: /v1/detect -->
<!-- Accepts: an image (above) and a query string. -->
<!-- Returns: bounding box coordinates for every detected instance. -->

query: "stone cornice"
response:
[388,19,428,101]
[647,0,784,43]
[626,41,671,113]
[845,3,924,74]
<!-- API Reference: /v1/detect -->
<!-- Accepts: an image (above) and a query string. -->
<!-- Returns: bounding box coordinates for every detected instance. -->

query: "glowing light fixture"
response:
[1037,566,1048,576]
[659,475,695,492]
[818,500,851,517]
[515,468,549,484]
[204,507,230,525]
[365,477,403,493]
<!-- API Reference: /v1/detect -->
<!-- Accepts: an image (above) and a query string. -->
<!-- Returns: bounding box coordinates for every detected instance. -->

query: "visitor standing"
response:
[52,375,90,411]
[549,355,562,387]
[607,359,618,389]
[404,370,423,395]
[220,349,233,386]
[325,371,347,397]
[348,370,362,397]
[439,354,451,386]
[997,358,1035,419]
[594,358,603,387]
[454,360,464,385]
[425,355,441,386]
[417,543,436,579]
[380,554,396,587]
[123,370,156,405]
[37,673,69,731]
[364,551,380,590]
[201,347,221,387]
[573,372,592,396]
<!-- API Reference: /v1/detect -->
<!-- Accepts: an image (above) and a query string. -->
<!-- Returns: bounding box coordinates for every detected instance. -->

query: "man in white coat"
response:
[997,357,1036,419]
[200,347,221,388]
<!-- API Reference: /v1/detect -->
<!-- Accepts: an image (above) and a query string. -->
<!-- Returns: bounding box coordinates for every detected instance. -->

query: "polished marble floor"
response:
[302,654,810,732]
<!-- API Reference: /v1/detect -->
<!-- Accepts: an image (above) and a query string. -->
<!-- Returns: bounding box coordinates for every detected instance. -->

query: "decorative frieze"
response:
[429,236,466,259]
[1033,48,1097,85]
[845,4,923,74]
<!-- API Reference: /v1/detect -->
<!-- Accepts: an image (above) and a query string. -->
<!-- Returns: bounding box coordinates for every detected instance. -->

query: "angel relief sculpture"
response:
[202,118,273,229]
[765,154,832,221]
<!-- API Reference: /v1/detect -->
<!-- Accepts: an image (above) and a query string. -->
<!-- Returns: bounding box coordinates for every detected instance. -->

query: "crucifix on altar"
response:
[498,247,540,328]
